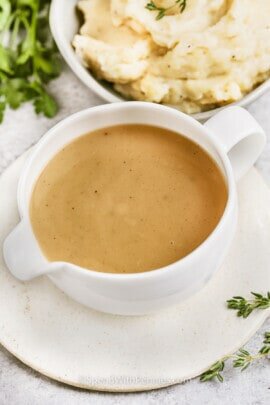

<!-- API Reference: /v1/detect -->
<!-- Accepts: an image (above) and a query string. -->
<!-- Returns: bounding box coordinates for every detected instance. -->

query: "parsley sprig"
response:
[0,0,61,123]
[201,291,270,382]
[146,0,187,20]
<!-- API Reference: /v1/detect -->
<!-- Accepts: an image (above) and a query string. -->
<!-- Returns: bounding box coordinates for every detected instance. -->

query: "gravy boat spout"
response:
[3,219,58,281]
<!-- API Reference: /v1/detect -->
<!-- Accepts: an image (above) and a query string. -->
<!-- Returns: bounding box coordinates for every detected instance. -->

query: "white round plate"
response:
[49,0,270,121]
[0,152,270,392]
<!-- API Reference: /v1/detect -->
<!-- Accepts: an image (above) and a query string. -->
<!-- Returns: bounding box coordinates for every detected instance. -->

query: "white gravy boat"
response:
[3,102,266,315]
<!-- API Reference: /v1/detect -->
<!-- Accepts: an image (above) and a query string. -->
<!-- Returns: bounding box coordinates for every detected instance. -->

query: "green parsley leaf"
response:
[0,0,61,123]
[0,0,11,31]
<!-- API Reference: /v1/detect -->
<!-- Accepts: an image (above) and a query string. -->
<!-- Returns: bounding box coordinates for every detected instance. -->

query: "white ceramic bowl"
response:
[3,102,266,315]
[50,0,270,121]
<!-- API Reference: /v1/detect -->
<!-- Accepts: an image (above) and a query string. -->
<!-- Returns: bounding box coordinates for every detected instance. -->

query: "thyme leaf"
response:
[201,292,270,382]
[146,0,187,20]
[200,333,270,382]
[227,292,270,318]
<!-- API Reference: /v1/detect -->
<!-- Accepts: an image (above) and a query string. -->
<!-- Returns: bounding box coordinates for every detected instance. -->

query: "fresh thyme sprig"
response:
[227,292,270,318]
[200,359,226,382]
[146,0,187,20]
[200,334,270,382]
[260,331,270,354]
[200,292,270,382]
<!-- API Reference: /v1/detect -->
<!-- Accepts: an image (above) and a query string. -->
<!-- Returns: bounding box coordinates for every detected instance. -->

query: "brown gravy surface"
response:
[30,125,228,274]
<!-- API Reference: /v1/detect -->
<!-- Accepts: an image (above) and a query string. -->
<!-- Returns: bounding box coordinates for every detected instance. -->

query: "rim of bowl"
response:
[49,0,270,122]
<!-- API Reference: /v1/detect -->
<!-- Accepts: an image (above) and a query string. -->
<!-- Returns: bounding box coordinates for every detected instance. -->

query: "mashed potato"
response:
[73,0,270,113]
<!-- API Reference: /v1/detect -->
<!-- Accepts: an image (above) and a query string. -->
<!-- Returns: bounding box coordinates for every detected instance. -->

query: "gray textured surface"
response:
[0,66,269,405]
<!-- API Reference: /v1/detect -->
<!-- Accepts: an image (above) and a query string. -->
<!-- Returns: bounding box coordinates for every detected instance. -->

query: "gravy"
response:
[30,125,228,274]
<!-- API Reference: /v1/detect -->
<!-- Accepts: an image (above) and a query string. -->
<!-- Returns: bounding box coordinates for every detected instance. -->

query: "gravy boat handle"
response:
[3,219,54,281]
[204,106,266,181]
